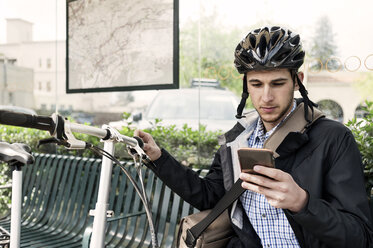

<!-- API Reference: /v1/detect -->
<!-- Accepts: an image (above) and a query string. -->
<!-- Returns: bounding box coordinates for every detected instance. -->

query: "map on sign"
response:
[67,0,178,93]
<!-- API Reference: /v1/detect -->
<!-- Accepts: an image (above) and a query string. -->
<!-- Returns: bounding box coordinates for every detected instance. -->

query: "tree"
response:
[309,15,338,71]
[179,7,251,95]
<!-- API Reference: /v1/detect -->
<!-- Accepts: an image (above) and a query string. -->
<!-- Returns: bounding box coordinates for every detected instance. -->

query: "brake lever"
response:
[38,137,69,148]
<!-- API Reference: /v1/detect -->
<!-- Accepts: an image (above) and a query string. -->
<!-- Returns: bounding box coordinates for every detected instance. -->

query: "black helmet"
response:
[234,26,315,122]
[234,26,305,73]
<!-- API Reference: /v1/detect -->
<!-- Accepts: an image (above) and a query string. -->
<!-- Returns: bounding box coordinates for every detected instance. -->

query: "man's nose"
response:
[262,85,274,102]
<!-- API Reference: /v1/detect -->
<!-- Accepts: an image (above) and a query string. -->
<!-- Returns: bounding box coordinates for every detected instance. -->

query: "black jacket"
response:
[151,111,373,247]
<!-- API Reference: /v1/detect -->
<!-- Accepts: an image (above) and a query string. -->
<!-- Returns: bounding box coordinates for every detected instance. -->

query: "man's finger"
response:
[241,180,271,195]
[134,130,138,136]
[135,129,151,142]
[143,143,151,151]
[134,129,142,137]
[240,172,276,188]
[253,165,286,181]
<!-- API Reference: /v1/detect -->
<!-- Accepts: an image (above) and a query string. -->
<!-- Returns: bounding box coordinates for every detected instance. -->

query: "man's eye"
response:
[252,84,261,87]
[273,82,285,86]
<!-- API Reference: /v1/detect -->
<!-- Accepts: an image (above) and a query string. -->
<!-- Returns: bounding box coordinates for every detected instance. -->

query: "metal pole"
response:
[2,56,7,105]
[10,165,22,248]
[90,140,115,248]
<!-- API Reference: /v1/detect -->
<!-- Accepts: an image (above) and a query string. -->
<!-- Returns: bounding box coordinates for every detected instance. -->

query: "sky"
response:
[180,0,373,62]
[0,0,66,41]
[0,0,372,68]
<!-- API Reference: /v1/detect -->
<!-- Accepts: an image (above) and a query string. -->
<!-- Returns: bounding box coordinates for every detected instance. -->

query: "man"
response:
[135,26,373,247]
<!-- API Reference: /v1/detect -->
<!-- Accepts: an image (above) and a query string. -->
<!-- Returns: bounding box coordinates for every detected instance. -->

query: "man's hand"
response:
[239,165,308,213]
[134,129,162,161]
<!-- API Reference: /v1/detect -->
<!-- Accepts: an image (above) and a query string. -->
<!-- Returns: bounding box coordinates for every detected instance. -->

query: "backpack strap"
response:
[264,102,324,158]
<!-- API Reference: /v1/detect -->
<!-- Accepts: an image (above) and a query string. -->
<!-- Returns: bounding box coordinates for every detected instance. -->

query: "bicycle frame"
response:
[10,163,22,248]
[59,117,158,248]
[90,140,115,247]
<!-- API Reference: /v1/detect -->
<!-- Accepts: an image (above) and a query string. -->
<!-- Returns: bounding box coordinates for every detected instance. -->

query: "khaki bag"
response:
[177,209,233,248]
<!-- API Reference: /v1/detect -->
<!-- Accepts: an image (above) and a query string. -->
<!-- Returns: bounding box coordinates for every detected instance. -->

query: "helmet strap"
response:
[292,70,317,123]
[236,75,249,119]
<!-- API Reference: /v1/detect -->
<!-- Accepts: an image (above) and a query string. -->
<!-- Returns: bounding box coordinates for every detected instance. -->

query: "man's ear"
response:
[294,71,304,91]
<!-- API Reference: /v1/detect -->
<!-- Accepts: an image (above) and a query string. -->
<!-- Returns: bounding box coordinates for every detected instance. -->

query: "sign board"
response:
[66,0,179,93]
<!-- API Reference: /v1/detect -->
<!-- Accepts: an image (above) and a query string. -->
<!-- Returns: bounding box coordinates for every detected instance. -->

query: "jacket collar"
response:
[221,99,325,157]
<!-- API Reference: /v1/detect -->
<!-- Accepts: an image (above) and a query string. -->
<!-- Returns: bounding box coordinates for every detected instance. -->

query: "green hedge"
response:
[0,118,223,165]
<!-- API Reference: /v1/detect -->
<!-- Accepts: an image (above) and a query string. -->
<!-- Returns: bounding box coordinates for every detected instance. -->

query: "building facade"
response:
[0,18,126,117]
[0,57,34,107]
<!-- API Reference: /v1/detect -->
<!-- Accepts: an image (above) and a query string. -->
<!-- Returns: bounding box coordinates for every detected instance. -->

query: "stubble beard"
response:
[260,97,294,126]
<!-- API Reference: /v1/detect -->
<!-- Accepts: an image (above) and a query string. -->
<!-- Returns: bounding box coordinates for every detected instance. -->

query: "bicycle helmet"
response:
[234,26,315,122]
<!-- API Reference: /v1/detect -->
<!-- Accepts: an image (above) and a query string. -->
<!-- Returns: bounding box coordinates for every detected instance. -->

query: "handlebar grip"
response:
[0,110,55,133]
[133,136,144,149]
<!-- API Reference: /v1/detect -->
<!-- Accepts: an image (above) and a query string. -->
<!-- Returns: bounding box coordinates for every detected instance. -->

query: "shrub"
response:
[142,119,222,167]
[0,163,12,217]
[346,100,373,194]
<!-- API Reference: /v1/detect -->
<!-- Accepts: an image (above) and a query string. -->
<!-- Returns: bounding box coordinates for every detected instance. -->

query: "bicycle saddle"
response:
[0,142,34,164]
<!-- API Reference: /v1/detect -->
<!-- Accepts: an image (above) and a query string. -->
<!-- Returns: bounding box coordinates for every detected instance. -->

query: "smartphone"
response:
[237,148,275,174]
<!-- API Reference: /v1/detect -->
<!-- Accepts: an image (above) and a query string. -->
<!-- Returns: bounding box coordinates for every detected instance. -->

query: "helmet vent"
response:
[249,34,256,48]
[293,51,305,61]
[270,26,280,32]
[258,35,267,58]
[289,35,300,46]
[242,50,253,63]
[273,47,291,62]
[270,31,280,48]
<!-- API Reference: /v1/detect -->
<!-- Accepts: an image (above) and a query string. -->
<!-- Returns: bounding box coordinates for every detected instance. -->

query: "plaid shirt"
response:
[240,101,300,248]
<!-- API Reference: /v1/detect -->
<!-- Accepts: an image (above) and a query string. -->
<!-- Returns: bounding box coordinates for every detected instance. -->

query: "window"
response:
[47,58,51,69]
[8,92,13,105]
[46,81,51,92]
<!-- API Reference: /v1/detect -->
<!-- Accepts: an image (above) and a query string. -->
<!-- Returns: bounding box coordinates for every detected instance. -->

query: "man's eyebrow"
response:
[247,77,288,83]
[270,77,288,83]
[248,79,262,83]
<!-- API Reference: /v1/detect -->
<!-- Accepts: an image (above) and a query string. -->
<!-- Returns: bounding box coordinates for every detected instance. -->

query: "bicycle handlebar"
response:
[60,115,142,149]
[68,122,109,139]
[0,110,143,149]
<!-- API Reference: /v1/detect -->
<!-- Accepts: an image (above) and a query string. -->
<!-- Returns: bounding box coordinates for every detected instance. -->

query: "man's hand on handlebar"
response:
[134,130,162,161]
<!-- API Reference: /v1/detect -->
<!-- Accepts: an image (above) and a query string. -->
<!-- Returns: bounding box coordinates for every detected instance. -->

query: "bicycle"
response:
[0,110,159,248]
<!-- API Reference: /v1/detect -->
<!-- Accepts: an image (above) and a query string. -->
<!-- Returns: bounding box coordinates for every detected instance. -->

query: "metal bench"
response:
[0,153,202,247]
